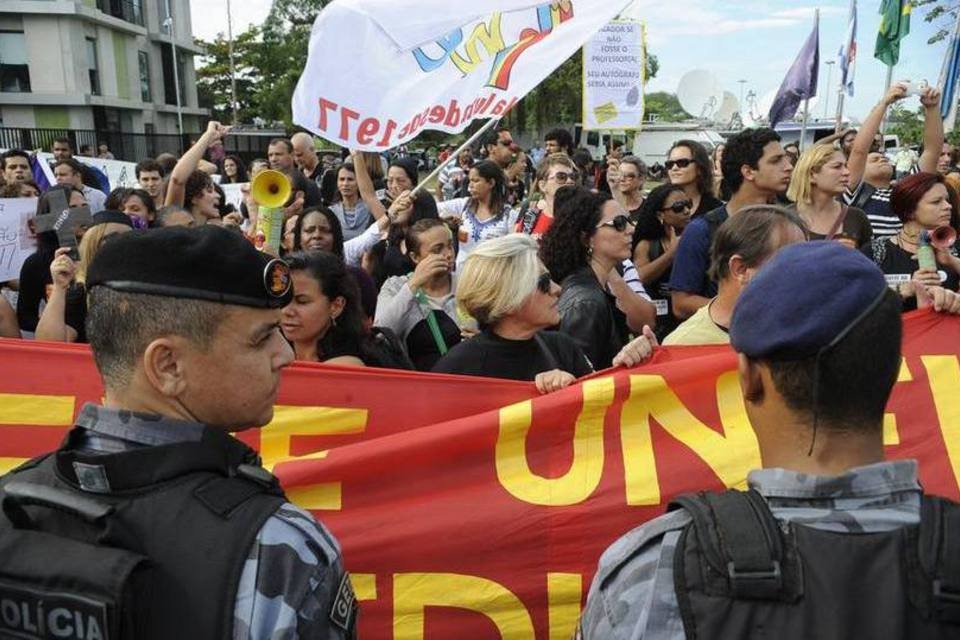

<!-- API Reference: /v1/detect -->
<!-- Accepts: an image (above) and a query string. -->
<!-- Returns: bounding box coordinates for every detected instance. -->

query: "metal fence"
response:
[0,127,279,166]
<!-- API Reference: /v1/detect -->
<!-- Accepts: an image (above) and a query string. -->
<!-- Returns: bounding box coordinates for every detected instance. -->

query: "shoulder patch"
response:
[595,509,692,589]
[329,572,358,633]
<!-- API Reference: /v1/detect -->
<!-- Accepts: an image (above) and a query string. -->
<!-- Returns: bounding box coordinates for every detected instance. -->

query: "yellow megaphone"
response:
[251,170,292,209]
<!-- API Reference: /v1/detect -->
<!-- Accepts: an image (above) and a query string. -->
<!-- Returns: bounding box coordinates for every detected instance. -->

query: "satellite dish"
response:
[677,70,724,121]
[716,91,740,125]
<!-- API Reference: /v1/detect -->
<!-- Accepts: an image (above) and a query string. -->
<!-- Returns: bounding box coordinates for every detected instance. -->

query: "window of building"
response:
[96,0,145,27]
[138,50,151,102]
[0,31,31,93]
[160,0,173,31]
[160,44,186,107]
[86,37,100,96]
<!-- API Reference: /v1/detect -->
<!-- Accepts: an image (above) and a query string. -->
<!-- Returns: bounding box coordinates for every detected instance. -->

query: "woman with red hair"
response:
[871,172,960,310]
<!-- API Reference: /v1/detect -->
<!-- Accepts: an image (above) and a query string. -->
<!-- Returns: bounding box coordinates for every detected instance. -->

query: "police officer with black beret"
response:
[578,241,960,639]
[0,226,357,639]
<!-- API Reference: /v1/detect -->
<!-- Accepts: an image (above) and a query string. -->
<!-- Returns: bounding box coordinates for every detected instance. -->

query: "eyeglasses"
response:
[665,158,694,170]
[549,171,579,183]
[596,214,634,232]
[536,272,553,294]
[662,200,693,214]
[498,140,514,147]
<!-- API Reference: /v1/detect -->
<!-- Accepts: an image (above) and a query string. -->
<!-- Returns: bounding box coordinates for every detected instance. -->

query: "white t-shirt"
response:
[437,197,519,270]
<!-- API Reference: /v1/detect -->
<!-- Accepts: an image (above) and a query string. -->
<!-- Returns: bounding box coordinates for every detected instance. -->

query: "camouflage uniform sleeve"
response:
[234,503,358,640]
[577,510,691,640]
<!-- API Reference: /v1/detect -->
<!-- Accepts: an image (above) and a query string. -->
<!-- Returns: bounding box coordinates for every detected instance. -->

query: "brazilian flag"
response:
[874,0,911,66]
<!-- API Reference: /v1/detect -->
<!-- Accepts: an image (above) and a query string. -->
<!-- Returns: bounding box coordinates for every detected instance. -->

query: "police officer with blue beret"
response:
[578,241,960,639]
[0,226,357,639]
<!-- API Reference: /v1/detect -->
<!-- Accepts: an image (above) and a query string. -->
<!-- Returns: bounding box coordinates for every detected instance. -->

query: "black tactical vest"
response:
[669,489,960,640]
[0,427,286,640]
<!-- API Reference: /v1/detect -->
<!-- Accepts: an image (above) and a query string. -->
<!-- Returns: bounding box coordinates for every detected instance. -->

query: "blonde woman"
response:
[787,145,872,250]
[433,234,657,393]
[35,212,133,343]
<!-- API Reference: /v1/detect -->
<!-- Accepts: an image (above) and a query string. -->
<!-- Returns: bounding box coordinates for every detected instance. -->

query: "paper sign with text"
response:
[582,19,645,130]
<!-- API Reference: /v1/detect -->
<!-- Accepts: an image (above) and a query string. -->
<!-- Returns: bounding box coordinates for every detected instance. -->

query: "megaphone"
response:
[929,225,957,251]
[251,170,292,209]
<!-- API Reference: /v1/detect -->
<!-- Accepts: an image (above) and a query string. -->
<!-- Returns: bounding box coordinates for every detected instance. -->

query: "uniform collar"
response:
[747,460,921,499]
[75,403,207,447]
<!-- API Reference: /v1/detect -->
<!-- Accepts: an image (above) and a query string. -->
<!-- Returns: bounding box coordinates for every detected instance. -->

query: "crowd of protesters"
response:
[2,81,960,385]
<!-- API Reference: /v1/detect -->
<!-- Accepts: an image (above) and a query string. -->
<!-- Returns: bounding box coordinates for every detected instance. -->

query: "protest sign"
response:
[0,198,38,282]
[220,182,247,212]
[582,19,646,130]
[2,311,959,637]
[293,0,632,150]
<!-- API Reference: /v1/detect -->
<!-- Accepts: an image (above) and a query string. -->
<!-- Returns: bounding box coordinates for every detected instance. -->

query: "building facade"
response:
[0,0,207,138]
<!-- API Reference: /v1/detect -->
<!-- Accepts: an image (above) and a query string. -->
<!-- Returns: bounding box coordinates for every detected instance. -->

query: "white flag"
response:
[292,0,631,151]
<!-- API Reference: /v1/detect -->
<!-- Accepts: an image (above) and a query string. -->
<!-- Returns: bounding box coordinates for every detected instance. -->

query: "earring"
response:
[331,314,338,328]
[587,246,594,258]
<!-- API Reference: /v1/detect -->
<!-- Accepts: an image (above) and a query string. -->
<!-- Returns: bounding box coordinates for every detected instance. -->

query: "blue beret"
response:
[730,241,888,360]
[87,225,292,309]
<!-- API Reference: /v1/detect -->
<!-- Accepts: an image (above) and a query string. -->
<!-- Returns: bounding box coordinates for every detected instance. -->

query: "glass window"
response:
[86,37,100,96]
[0,31,30,93]
[138,50,151,102]
[160,44,186,106]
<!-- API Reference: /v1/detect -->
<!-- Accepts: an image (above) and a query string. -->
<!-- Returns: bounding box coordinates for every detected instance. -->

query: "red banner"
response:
[2,310,959,639]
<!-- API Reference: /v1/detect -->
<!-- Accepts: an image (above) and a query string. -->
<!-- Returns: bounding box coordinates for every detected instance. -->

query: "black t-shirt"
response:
[693,194,724,218]
[64,284,87,343]
[872,237,960,312]
[432,330,593,382]
[17,250,54,333]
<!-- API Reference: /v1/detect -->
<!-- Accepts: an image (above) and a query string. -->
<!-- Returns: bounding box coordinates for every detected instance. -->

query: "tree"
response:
[887,104,924,145]
[644,92,691,123]
[915,0,959,44]
[196,28,262,123]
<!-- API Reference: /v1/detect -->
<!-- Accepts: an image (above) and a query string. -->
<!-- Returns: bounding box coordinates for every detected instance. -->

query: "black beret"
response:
[92,210,134,228]
[730,241,888,360]
[87,225,292,309]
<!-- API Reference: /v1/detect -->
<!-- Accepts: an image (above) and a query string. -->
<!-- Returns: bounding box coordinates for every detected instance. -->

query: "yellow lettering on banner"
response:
[0,458,27,475]
[393,573,534,640]
[451,15,505,75]
[620,372,760,506]
[923,356,960,490]
[884,359,913,447]
[261,405,367,511]
[0,393,75,426]
[352,573,377,601]
[496,378,614,506]
[547,573,582,640]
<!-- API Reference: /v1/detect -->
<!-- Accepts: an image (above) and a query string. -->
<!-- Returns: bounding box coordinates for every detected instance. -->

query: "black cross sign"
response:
[33,189,93,257]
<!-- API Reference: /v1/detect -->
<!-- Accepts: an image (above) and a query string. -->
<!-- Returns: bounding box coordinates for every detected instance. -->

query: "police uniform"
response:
[0,226,357,639]
[578,242,960,640]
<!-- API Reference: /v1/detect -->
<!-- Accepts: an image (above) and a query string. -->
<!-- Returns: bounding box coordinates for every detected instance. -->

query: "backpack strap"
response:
[671,489,794,600]
[920,496,960,623]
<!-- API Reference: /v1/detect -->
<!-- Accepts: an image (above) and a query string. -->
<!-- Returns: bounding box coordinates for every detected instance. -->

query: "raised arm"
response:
[350,151,388,221]
[847,83,906,188]
[919,86,944,174]
[165,121,230,207]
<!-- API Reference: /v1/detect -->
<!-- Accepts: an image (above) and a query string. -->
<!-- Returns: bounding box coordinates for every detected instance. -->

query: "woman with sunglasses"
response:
[607,156,647,217]
[434,235,656,393]
[515,153,579,239]
[632,184,694,341]
[666,140,723,218]
[541,187,652,370]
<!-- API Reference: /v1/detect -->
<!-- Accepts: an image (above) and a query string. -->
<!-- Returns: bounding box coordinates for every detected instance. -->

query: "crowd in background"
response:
[2,80,960,389]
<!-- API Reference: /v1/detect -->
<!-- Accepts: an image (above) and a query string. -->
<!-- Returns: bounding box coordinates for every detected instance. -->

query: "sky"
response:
[190,0,950,123]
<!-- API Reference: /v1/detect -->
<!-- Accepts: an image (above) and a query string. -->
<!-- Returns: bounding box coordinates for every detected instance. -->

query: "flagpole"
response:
[800,98,811,150]
[411,117,501,197]
[880,64,895,135]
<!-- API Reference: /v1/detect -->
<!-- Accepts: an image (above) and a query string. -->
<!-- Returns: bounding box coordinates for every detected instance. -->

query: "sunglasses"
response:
[596,214,634,232]
[536,272,553,294]
[549,171,579,183]
[662,200,693,214]
[665,158,694,170]
[498,140,515,147]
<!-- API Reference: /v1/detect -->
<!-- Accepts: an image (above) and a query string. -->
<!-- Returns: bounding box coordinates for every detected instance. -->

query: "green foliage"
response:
[196,28,262,123]
[915,0,959,44]
[644,91,691,122]
[887,104,924,145]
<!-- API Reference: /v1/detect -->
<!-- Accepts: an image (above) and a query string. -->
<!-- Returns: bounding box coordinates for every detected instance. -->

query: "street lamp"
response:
[227,0,238,125]
[162,3,184,143]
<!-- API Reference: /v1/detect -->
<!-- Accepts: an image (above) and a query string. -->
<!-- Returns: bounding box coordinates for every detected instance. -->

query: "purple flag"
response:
[769,12,820,128]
